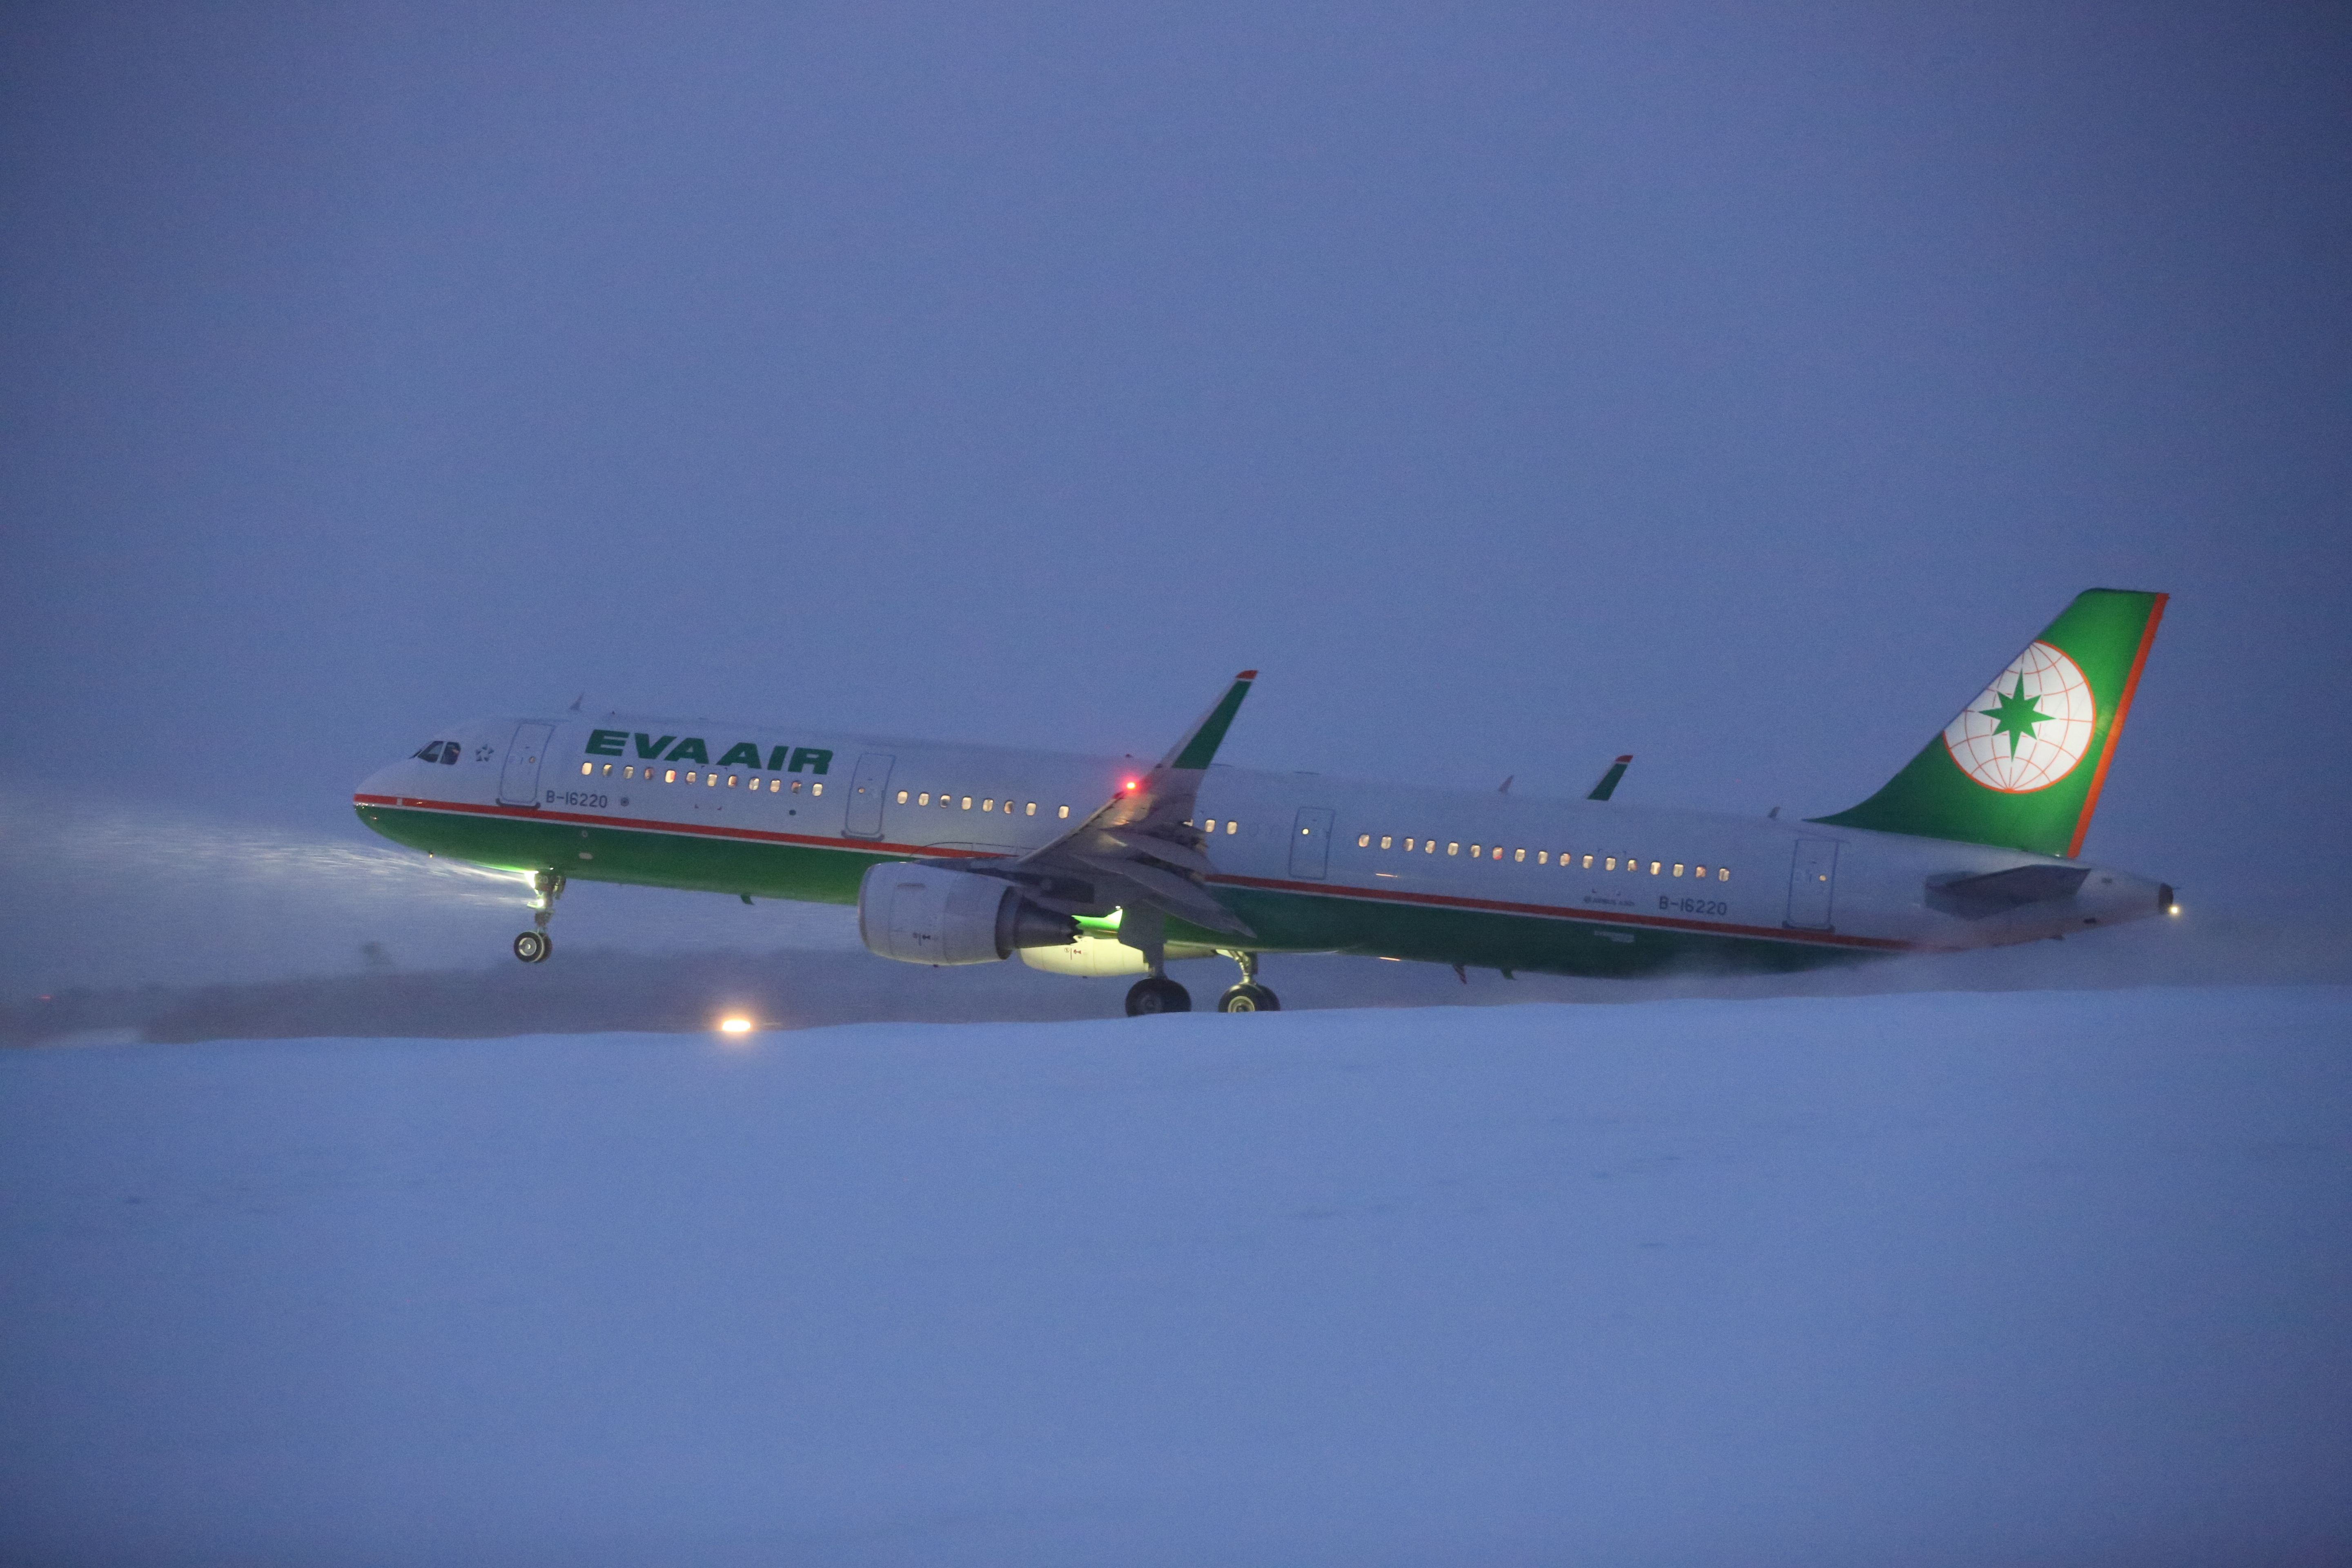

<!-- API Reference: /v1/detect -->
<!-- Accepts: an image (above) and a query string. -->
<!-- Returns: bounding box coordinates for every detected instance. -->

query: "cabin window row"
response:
[1353,832,1731,881]
[580,761,821,794]
[890,792,1072,819]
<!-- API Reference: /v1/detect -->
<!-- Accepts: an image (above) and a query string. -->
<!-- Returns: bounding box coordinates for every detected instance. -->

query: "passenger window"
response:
[1059,805,1071,819]
[1514,849,1525,862]
[1448,842,1459,856]
[727,775,738,788]
[1357,834,1370,848]
[768,779,780,793]
[624,766,635,780]
[1225,820,1236,834]
[961,796,972,810]
[1673,863,1684,877]
[686,771,698,783]
[665,770,677,784]
[1605,857,1616,870]
[1381,836,1393,850]
[918,793,929,805]
[1470,844,1481,858]
[1719,867,1730,882]
[791,780,802,794]
[581,762,593,776]
[1026,802,1037,816]
[601,764,612,777]
[1404,837,1415,851]
[1649,861,1659,874]
[983,799,995,812]
[811,783,822,796]
[709,774,720,787]
[1537,851,1547,864]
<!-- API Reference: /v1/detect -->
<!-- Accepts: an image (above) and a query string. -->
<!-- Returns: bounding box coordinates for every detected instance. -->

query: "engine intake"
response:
[858,862,1078,965]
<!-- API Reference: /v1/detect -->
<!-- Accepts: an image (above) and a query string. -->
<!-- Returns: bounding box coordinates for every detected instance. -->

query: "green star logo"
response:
[1977,677,2050,757]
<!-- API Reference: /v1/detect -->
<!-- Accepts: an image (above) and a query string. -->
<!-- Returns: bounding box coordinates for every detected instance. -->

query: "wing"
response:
[980,671,1261,939]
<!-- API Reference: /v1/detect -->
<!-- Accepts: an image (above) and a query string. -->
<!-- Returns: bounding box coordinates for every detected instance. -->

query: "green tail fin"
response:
[1812,589,2167,857]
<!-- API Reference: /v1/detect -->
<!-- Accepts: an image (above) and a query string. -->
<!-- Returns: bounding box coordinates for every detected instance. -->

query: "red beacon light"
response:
[1121,777,1141,793]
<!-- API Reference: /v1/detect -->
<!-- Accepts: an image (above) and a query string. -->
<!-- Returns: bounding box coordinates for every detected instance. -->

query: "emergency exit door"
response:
[1290,807,1336,880]
[844,753,895,839]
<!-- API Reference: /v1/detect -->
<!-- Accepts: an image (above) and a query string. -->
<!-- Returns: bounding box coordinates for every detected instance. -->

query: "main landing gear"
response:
[1125,976,1190,1016]
[1216,948,1279,1013]
[513,870,564,964]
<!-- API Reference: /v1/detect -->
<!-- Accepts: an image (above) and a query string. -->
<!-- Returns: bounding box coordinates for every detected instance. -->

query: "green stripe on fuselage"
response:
[360,804,1881,980]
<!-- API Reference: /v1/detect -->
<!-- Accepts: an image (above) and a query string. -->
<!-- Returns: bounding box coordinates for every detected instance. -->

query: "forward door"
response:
[498,722,555,806]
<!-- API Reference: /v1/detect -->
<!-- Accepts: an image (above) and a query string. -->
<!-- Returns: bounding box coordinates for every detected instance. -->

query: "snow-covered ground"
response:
[4,989,2348,1566]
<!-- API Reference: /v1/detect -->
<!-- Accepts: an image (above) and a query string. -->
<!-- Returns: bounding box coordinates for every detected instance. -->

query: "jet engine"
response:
[857,862,1079,965]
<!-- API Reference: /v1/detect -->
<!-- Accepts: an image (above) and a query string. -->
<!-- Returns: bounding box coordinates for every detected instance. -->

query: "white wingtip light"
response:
[717,1016,755,1036]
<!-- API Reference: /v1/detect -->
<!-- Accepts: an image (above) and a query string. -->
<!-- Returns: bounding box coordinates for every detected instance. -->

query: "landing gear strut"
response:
[1216,949,1278,1013]
[513,870,564,964]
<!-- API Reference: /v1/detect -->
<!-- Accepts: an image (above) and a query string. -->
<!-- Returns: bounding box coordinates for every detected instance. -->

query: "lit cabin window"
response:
[983,799,995,812]
[1026,802,1037,816]
[708,774,720,788]
[1605,857,1615,870]
[1648,860,1659,874]
[1404,837,1415,851]
[1694,864,1707,879]
[1381,836,1392,850]
[960,796,972,810]
[1357,834,1370,847]
[1719,867,1731,882]
[685,771,698,784]
[601,764,613,777]
[1060,805,1071,819]
[790,780,802,794]
[1470,844,1481,858]
[1514,848,1525,862]
[1225,820,1236,834]
[918,793,929,805]
[1582,854,1593,869]
[768,780,780,793]
[896,790,908,804]
[727,775,738,788]
[1537,851,1547,864]
[580,762,593,776]
[1673,863,1684,877]
[1448,842,1460,856]
[1203,818,1217,833]
[1424,839,1434,853]
[811,783,822,796]
[665,769,678,784]
[623,766,635,779]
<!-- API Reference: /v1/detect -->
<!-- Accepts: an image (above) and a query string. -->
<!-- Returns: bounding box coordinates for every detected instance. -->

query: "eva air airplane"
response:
[355,590,2176,1016]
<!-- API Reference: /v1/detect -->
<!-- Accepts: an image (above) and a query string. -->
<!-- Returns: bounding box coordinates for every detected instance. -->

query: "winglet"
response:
[1159,671,1258,772]
[1587,755,1633,801]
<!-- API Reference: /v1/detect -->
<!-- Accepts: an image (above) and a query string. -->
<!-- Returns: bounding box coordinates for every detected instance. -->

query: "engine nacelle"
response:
[858,862,1078,966]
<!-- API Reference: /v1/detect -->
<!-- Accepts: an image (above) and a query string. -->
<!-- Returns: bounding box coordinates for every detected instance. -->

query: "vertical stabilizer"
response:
[1813,590,2167,857]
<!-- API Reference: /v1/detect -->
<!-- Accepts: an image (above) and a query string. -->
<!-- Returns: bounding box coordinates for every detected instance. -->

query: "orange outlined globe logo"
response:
[1942,641,2096,793]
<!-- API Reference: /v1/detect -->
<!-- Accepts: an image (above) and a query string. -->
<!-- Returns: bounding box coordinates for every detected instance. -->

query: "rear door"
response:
[1289,807,1336,880]
[844,752,895,839]
[1785,839,1840,929]
[499,722,555,806]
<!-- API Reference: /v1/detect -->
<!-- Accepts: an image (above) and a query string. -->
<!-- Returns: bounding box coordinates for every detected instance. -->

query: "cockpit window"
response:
[440,742,459,764]
[414,740,460,764]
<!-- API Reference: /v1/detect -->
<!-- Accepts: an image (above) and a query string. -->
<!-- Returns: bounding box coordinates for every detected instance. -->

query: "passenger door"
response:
[844,752,895,839]
[1784,839,1840,929]
[1289,807,1336,880]
[499,722,555,806]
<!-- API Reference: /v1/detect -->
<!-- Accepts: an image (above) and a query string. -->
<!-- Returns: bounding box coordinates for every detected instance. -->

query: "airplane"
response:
[354,589,2176,1017]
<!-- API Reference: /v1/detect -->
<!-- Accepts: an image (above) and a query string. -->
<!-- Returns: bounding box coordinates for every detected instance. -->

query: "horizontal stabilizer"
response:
[1924,864,2090,919]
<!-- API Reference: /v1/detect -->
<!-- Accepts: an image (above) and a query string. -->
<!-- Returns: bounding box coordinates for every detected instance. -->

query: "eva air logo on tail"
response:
[1941,641,2095,793]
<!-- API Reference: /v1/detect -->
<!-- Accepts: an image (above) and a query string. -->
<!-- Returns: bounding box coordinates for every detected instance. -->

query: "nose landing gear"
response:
[1215,949,1278,1013]
[513,870,564,964]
